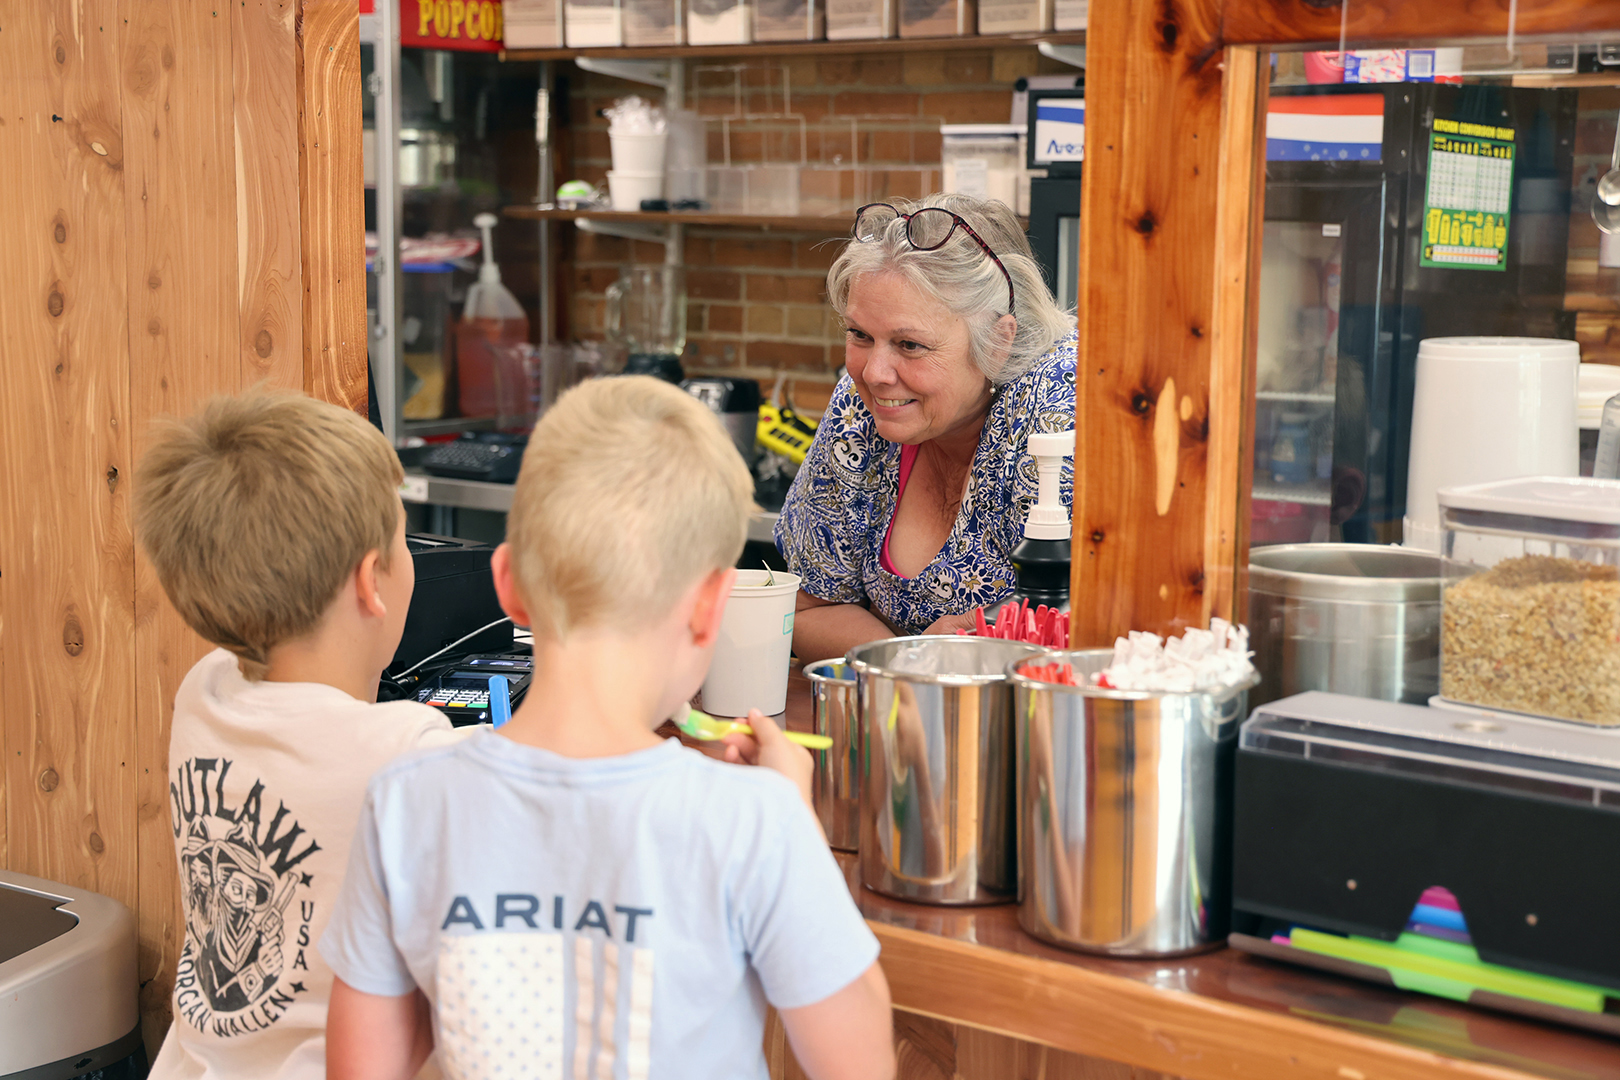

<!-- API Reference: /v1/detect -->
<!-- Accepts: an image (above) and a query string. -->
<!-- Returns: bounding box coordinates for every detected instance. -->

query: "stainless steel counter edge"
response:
[400,471,781,543]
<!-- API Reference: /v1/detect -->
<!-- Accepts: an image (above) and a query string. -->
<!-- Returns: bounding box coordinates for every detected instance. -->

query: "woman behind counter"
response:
[775,194,1078,661]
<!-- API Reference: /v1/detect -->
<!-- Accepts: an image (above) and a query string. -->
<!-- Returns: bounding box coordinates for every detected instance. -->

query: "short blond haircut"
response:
[507,376,753,641]
[134,392,404,679]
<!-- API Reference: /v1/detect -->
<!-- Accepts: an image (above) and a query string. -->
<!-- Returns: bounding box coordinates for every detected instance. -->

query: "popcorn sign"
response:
[401,0,506,50]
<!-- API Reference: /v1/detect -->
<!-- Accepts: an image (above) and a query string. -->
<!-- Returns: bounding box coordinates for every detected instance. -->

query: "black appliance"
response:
[388,534,512,678]
[1254,83,1576,545]
[1024,87,1085,314]
[421,431,527,483]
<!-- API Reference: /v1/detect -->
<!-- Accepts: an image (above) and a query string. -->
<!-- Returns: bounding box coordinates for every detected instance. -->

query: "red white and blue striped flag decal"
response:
[1267,94,1385,163]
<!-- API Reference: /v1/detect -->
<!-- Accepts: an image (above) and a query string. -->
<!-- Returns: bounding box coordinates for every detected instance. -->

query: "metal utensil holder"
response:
[847,636,1044,905]
[1010,650,1259,956]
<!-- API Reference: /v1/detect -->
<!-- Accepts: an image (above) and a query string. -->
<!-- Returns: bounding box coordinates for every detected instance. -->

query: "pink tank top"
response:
[879,443,920,579]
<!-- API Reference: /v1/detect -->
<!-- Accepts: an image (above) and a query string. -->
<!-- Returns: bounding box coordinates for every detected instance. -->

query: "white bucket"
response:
[702,569,801,717]
[606,170,663,211]
[609,131,668,174]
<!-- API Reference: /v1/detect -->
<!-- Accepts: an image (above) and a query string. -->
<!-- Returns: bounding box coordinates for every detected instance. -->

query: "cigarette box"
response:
[503,0,566,47]
[687,0,751,44]
[624,0,683,44]
[826,0,894,39]
[564,0,623,46]
[755,0,824,41]
[899,0,974,38]
[978,0,1050,34]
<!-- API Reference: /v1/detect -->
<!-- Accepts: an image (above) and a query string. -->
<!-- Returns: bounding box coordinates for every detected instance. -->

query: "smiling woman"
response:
[774,194,1078,662]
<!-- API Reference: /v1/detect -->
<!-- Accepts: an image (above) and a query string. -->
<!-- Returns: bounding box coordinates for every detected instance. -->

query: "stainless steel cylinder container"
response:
[1011,650,1259,956]
[847,636,1044,906]
[804,659,860,852]
[1248,543,1443,708]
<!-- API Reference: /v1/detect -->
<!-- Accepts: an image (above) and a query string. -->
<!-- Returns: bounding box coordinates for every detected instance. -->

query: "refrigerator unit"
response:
[1254,82,1576,546]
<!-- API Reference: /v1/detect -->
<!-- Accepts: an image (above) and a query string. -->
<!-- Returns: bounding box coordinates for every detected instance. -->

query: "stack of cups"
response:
[608,127,667,210]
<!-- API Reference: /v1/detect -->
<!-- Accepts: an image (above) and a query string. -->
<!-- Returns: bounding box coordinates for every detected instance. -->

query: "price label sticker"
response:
[399,475,430,503]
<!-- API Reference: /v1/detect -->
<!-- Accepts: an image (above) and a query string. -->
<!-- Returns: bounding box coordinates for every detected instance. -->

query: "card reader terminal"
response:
[415,654,533,726]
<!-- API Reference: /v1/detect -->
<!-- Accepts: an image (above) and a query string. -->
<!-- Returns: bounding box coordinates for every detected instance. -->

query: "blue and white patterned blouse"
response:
[774,330,1077,636]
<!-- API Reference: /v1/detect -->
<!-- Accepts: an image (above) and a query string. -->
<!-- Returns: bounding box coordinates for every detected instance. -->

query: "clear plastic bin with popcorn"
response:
[1438,476,1620,726]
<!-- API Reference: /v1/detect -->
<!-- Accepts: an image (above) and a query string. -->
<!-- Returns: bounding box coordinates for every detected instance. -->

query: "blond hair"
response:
[134,391,404,680]
[507,376,753,641]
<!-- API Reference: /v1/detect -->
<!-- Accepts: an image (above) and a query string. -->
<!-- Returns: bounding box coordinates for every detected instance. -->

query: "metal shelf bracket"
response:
[574,56,675,89]
[574,216,673,245]
[1038,41,1086,69]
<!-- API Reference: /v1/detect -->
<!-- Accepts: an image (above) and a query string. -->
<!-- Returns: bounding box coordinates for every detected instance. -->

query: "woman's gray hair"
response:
[826,193,1077,385]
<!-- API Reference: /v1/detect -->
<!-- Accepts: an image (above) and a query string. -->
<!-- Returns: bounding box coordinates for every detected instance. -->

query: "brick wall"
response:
[553,48,1077,403]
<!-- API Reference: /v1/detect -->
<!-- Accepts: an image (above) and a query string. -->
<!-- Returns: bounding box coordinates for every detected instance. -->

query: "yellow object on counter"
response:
[757,402,818,464]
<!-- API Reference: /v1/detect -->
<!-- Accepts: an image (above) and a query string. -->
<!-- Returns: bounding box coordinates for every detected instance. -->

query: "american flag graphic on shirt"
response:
[436,934,655,1080]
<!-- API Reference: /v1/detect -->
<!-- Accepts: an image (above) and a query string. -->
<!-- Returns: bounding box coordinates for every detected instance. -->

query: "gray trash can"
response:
[0,870,143,1079]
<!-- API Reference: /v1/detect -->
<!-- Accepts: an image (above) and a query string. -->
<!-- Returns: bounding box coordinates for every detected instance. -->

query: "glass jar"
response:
[1439,476,1620,726]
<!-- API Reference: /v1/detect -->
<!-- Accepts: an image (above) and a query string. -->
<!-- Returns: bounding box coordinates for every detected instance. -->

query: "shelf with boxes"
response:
[501,30,1085,60]
[505,34,1080,410]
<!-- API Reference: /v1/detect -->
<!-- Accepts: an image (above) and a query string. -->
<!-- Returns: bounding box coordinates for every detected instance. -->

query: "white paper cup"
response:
[609,130,668,174]
[702,569,801,717]
[606,170,663,210]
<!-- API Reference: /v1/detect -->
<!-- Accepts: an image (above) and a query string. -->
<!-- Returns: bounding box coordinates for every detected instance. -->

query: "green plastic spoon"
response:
[674,705,833,750]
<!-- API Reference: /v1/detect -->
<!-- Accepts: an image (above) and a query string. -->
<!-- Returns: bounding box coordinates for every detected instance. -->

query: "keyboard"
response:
[421,434,527,483]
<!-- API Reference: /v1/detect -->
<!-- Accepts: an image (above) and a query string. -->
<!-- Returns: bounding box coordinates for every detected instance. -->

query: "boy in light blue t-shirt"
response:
[320,377,893,1080]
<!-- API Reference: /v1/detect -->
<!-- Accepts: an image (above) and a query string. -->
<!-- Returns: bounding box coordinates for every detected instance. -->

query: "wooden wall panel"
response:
[297,0,368,412]
[1224,0,1620,50]
[1,0,358,1053]
[1201,47,1268,628]
[1070,0,1233,644]
[118,0,246,1051]
[0,0,139,920]
[234,0,305,391]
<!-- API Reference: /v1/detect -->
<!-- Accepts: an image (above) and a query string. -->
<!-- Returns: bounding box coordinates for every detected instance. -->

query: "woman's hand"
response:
[920,610,978,636]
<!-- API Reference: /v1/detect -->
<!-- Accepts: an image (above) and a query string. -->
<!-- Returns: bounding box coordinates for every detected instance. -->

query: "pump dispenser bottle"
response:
[456,212,530,419]
[1010,430,1074,610]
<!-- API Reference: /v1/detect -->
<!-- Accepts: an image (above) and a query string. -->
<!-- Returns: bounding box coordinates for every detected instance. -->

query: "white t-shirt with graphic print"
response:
[320,730,880,1080]
[148,648,467,1080]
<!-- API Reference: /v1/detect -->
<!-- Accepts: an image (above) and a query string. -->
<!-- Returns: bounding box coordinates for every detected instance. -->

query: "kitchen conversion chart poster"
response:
[1420,117,1515,271]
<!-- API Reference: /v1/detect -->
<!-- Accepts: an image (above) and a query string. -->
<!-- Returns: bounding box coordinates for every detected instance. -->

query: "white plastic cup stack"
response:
[604,95,668,210]
[606,171,663,210]
[702,569,802,717]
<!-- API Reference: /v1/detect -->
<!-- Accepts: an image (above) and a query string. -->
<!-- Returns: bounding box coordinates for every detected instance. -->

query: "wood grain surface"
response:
[764,1005,1174,1080]
[1224,0,1620,50]
[119,0,249,1048]
[234,0,305,390]
[1,0,363,1052]
[297,0,368,412]
[1202,45,1267,628]
[1070,0,1238,644]
[0,0,140,948]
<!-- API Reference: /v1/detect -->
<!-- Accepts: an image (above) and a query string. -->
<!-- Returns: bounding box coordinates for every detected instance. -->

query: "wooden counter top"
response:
[779,669,1620,1080]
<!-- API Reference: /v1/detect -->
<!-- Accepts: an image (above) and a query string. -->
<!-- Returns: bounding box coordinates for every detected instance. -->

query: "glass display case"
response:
[1252,79,1579,547]
[359,4,543,446]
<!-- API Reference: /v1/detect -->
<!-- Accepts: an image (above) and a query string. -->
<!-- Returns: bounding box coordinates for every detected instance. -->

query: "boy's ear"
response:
[355,550,388,619]
[491,543,532,629]
[689,567,736,647]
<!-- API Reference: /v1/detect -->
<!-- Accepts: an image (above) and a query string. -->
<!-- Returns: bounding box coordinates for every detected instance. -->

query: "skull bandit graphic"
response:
[170,758,319,1037]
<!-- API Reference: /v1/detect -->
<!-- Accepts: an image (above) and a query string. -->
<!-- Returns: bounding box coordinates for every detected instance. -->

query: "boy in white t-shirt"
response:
[320,377,894,1080]
[134,392,468,1080]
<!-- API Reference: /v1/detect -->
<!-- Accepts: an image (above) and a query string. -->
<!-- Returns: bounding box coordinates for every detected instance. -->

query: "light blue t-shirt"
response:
[320,730,879,1080]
